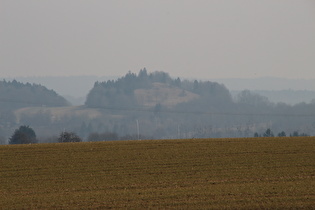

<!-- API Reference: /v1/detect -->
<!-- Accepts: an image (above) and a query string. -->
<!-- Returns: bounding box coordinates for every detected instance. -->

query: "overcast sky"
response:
[1,0,315,79]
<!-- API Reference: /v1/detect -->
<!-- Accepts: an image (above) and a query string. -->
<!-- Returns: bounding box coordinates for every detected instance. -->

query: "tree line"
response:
[7,125,153,145]
[254,128,309,138]
[7,125,310,145]
[8,125,82,144]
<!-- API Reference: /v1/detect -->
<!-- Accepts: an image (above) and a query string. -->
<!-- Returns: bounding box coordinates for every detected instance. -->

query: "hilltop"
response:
[85,69,232,109]
[0,80,69,110]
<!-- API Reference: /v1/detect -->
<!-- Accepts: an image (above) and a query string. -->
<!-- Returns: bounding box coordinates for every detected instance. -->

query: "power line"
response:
[0,98,43,105]
[0,98,314,118]
[0,98,61,106]
[90,105,315,118]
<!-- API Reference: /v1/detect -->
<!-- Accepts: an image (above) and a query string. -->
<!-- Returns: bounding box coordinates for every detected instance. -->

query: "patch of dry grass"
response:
[135,82,199,107]
[14,106,103,123]
[0,137,314,209]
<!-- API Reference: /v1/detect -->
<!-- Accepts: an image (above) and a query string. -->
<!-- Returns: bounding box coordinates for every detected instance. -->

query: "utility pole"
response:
[136,119,140,140]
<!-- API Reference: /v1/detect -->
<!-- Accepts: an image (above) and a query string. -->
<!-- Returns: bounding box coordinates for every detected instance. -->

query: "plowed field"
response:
[1,137,314,209]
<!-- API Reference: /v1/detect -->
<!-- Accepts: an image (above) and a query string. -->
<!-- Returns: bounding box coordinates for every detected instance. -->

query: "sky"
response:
[1,0,315,79]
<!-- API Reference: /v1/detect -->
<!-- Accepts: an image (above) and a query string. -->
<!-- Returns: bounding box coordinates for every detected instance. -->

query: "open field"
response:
[0,137,314,209]
[14,106,104,122]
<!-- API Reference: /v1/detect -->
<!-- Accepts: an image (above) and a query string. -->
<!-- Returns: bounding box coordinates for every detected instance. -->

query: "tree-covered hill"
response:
[0,80,69,110]
[85,69,233,111]
[82,69,315,139]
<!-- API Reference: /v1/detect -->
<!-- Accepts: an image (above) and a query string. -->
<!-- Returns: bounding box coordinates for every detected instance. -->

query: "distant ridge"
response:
[2,75,118,98]
[212,77,315,91]
[2,75,315,105]
[1,75,118,105]
[231,90,315,105]
[0,80,69,110]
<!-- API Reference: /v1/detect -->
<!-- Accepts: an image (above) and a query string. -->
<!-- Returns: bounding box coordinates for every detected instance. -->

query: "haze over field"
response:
[1,70,315,145]
[1,1,315,143]
[1,0,315,80]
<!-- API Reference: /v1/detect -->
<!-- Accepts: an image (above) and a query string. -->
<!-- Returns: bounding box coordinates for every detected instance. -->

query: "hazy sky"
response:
[1,0,315,79]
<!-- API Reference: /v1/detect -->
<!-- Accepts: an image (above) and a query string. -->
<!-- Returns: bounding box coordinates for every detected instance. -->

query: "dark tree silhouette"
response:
[58,131,82,143]
[263,128,274,137]
[9,125,37,144]
[278,131,286,137]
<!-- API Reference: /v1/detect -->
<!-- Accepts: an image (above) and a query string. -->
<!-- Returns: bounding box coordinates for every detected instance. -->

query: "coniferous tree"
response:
[278,131,286,137]
[9,125,37,144]
[263,128,274,137]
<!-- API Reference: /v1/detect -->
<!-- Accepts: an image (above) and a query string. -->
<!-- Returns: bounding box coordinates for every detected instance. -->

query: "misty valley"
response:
[1,69,315,144]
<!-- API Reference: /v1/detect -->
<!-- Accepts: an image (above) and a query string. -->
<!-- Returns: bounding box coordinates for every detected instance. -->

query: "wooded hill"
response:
[85,69,233,111]
[82,69,315,139]
[0,80,69,110]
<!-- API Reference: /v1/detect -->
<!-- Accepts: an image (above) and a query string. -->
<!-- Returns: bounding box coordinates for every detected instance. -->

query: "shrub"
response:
[58,131,82,143]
